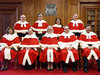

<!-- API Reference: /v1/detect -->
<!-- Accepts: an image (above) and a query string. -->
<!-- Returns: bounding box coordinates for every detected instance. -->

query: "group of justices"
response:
[0,13,100,73]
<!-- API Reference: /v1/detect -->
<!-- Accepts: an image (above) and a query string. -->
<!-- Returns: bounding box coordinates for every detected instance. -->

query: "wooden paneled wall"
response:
[0,0,100,39]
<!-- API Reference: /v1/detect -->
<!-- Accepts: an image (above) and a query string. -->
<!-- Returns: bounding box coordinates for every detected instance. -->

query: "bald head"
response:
[20,15,26,22]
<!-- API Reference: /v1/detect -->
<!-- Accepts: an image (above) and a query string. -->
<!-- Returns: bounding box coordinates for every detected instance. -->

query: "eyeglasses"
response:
[38,16,43,17]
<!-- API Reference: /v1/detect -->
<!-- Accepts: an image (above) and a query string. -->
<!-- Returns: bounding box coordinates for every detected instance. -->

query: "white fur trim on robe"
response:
[4,48,11,60]
[40,33,58,50]
[79,31,100,49]
[22,49,32,66]
[87,50,99,60]
[0,43,8,51]
[58,40,79,50]
[20,33,40,51]
[65,50,75,63]
[47,49,53,62]
[3,33,18,41]
[52,24,62,28]
[79,41,100,49]
[70,20,84,26]
[32,20,48,33]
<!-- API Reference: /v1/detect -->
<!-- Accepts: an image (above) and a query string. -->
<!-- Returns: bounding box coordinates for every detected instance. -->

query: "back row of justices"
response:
[0,13,100,73]
[14,13,84,41]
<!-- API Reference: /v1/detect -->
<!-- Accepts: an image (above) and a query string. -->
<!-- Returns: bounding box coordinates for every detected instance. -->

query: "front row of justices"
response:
[0,25,100,73]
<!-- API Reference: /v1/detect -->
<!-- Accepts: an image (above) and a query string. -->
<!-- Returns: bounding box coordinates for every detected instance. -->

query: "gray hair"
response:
[64,26,69,30]
[47,26,54,31]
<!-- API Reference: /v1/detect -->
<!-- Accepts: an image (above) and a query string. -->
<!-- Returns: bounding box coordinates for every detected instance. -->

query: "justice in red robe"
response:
[14,21,31,33]
[0,33,20,61]
[79,31,100,60]
[39,32,58,63]
[52,24,64,37]
[32,20,49,34]
[18,33,40,65]
[58,31,79,63]
[68,20,85,33]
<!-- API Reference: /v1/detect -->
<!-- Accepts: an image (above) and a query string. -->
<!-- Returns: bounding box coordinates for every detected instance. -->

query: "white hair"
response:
[20,15,26,19]
[64,26,69,29]
[47,26,54,31]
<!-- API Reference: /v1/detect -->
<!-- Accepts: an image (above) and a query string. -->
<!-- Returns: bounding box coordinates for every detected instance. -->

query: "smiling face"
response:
[56,19,60,25]
[64,26,69,33]
[73,14,78,21]
[20,15,26,22]
[86,26,91,33]
[38,14,43,21]
[28,28,33,35]
[8,28,13,34]
[47,27,53,34]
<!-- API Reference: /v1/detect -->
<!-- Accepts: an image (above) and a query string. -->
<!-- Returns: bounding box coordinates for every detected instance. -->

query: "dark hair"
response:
[85,24,91,28]
[28,28,33,32]
[55,18,63,27]
[38,13,43,17]
[6,26,15,34]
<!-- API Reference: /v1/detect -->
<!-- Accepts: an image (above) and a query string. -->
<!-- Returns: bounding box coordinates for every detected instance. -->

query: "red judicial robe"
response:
[18,33,40,65]
[52,24,64,37]
[14,21,31,33]
[32,20,49,34]
[0,33,20,60]
[68,20,85,33]
[39,32,58,63]
[79,31,100,60]
[58,32,79,63]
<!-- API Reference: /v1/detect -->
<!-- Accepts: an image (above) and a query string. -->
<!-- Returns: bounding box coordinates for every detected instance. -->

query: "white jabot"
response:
[47,33,53,38]
[21,21,26,27]
[86,33,91,39]
[64,34,70,38]
[38,20,42,27]
[73,21,78,26]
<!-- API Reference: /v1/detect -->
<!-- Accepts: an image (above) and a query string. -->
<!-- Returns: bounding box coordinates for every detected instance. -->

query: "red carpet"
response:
[0,60,100,75]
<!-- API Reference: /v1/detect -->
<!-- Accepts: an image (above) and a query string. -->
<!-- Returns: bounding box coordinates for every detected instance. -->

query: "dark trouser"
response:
[24,60,32,70]
[83,56,100,68]
[36,33,45,40]
[17,33,28,37]
[62,61,77,68]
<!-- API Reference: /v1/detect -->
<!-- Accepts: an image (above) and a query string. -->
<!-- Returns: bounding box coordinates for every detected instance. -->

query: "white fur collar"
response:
[43,32,57,38]
[53,24,62,28]
[35,20,47,23]
[70,20,83,24]
[23,33,37,39]
[61,31,74,36]
[14,21,29,27]
[3,33,18,41]
[15,21,28,24]
[81,31,96,36]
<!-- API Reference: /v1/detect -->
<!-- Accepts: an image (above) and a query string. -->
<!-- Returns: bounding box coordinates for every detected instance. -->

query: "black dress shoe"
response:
[1,68,4,71]
[84,68,88,73]
[72,67,77,72]
[47,69,50,71]
[4,68,8,70]
[50,69,53,71]
[98,67,100,72]
[63,67,67,73]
